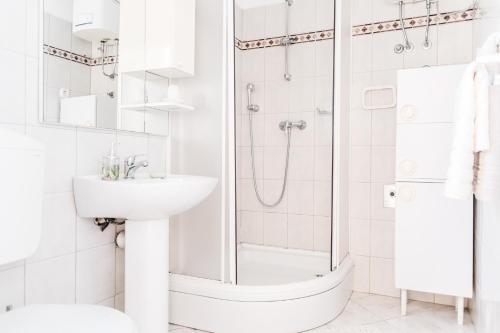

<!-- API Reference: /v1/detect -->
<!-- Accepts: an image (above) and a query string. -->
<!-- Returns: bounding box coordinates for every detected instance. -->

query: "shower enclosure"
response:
[167,0,353,332]
[235,0,335,285]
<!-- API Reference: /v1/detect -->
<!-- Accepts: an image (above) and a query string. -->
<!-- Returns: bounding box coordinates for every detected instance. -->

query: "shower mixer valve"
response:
[279,120,307,131]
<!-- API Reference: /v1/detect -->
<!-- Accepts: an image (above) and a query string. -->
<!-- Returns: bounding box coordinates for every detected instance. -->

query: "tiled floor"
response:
[169,293,475,333]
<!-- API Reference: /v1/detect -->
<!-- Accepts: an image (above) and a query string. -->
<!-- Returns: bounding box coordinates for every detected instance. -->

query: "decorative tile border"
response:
[236,8,480,50]
[236,29,334,51]
[44,44,118,66]
[353,8,479,36]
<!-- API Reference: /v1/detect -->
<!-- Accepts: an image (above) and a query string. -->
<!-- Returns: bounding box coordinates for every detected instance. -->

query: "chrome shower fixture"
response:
[279,120,307,131]
[246,83,260,112]
[394,0,414,54]
[422,0,434,50]
[246,82,305,208]
[282,0,297,81]
[99,38,119,79]
[393,0,438,54]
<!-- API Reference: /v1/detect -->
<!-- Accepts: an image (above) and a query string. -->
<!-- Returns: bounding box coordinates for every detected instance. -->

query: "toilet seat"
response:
[0,304,137,333]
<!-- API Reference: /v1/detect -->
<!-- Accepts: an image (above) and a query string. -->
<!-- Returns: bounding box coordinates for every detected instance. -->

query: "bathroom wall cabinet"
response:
[119,0,196,78]
[118,0,196,134]
[395,65,473,325]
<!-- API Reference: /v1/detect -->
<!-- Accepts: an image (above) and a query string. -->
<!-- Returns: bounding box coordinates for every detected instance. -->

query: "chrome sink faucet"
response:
[124,155,149,179]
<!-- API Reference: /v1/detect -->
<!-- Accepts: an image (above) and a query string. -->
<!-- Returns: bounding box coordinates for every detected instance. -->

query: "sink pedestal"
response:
[125,219,170,333]
[73,174,218,332]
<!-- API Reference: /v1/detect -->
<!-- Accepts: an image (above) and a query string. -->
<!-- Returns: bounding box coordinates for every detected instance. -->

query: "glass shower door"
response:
[233,0,335,285]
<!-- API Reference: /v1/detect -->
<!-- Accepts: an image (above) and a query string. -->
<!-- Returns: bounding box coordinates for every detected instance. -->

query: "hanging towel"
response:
[445,33,500,200]
[445,64,485,199]
[475,86,500,201]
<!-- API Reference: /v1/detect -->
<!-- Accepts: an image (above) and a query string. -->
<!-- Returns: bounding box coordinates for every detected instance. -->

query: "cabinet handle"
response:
[399,159,417,176]
[399,105,417,122]
[398,185,416,202]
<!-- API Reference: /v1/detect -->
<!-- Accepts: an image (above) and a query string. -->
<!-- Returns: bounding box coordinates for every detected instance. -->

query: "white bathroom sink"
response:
[73,174,217,333]
[73,174,218,220]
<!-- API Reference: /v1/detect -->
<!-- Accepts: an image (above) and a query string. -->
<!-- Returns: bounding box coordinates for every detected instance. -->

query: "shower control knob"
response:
[398,185,416,202]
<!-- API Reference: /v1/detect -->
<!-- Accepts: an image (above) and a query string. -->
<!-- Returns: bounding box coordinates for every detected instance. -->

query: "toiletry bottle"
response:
[102,142,120,181]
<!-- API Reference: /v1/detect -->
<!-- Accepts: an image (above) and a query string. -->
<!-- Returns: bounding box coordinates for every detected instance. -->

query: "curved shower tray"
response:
[169,252,354,333]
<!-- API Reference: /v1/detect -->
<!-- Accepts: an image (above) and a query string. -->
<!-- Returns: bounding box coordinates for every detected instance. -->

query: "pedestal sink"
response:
[73,175,218,333]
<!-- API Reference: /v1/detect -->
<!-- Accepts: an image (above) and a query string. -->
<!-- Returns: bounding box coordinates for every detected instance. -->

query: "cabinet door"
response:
[119,0,146,73]
[145,0,195,77]
[396,123,454,181]
[397,65,466,124]
[395,182,473,297]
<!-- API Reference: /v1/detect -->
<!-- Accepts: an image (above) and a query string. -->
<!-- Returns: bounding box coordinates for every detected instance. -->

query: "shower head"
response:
[286,0,293,6]
[246,83,259,112]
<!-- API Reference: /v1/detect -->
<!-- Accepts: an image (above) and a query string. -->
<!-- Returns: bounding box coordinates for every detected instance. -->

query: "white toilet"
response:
[0,129,136,333]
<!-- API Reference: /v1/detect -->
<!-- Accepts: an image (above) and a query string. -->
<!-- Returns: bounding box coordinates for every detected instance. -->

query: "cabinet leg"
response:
[456,297,464,325]
[401,289,408,316]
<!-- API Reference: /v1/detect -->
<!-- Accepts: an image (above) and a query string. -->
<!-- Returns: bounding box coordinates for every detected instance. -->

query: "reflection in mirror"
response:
[42,0,120,129]
[119,72,171,135]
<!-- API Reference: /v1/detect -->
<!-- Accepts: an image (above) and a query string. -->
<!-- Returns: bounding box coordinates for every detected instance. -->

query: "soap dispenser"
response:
[102,142,120,181]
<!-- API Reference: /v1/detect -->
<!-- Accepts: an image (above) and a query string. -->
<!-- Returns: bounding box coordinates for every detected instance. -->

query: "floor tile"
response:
[387,308,475,333]
[351,294,444,321]
[324,302,384,329]
[168,294,475,333]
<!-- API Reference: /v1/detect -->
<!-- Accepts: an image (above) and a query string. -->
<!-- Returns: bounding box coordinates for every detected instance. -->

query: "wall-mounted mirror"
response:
[40,0,170,136]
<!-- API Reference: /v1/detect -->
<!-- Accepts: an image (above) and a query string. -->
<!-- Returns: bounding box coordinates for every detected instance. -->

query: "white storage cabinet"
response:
[395,65,473,325]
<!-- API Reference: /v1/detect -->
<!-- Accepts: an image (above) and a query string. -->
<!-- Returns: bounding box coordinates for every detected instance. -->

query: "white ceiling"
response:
[235,0,284,10]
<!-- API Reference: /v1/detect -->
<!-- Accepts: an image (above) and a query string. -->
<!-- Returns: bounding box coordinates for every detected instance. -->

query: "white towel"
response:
[475,86,500,201]
[445,63,491,199]
[445,33,500,200]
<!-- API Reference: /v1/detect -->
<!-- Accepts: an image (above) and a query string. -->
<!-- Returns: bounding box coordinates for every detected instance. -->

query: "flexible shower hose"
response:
[399,1,412,50]
[248,112,292,208]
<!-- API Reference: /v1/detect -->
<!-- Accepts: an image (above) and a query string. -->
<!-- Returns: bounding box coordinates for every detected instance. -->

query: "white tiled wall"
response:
[349,0,476,302]
[0,0,168,314]
[235,0,334,253]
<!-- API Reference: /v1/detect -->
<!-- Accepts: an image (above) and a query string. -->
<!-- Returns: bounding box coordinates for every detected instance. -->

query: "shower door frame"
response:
[167,1,352,330]
[227,0,347,285]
